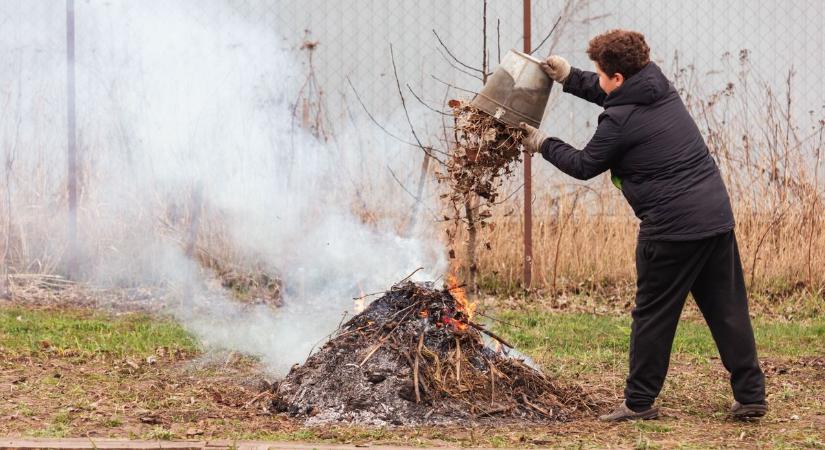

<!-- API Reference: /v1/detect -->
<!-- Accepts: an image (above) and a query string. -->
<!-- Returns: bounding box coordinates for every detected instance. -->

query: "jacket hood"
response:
[604,62,671,107]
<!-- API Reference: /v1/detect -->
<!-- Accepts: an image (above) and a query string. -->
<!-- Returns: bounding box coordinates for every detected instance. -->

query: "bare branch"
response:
[529,15,562,55]
[406,150,432,235]
[580,13,611,24]
[387,165,440,222]
[430,75,478,96]
[482,0,488,83]
[435,48,484,82]
[390,44,448,163]
[432,29,485,74]
[545,0,597,55]
[441,84,452,161]
[406,83,450,116]
[496,18,502,64]
[346,77,418,147]
[387,166,421,201]
[437,183,525,223]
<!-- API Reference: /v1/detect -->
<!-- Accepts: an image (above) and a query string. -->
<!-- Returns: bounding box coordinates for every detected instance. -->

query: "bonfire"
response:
[271,280,596,425]
[271,96,592,427]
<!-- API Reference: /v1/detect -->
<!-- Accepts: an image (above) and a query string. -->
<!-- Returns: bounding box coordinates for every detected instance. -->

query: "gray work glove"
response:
[540,55,571,84]
[519,122,548,155]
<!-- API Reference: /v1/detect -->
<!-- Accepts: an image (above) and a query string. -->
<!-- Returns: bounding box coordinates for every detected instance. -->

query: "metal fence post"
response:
[522,0,533,291]
[66,0,78,278]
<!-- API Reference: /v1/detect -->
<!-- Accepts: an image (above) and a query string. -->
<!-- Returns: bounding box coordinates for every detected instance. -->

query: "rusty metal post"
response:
[522,0,533,290]
[66,0,78,278]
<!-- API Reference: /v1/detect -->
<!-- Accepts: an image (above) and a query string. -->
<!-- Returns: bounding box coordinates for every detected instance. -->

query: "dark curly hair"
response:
[586,29,650,79]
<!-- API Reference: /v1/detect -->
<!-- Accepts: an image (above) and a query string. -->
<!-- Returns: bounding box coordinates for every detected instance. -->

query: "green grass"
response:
[0,303,823,449]
[494,310,825,370]
[0,307,198,357]
[103,417,123,428]
[146,426,176,440]
[3,303,821,368]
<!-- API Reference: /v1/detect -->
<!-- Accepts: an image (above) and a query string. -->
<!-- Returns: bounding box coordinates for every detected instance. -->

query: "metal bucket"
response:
[470,49,553,128]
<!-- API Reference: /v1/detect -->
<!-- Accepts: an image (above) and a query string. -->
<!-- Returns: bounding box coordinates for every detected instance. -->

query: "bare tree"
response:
[462,0,491,296]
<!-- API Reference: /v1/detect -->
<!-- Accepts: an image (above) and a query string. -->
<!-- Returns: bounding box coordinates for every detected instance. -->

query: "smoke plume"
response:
[1,1,445,375]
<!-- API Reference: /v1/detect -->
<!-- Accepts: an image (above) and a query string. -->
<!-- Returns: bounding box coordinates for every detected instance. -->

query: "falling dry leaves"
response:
[438,99,526,251]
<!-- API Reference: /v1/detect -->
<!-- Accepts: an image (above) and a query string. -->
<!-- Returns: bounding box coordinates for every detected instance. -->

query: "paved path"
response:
[0,438,513,450]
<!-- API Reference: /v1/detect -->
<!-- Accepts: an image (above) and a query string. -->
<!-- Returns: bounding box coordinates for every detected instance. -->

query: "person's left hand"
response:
[540,55,571,84]
[519,122,548,155]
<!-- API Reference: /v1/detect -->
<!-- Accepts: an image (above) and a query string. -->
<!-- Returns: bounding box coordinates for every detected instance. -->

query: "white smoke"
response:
[1,1,445,375]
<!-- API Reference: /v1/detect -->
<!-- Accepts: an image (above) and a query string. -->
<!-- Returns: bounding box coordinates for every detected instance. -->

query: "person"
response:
[520,29,766,421]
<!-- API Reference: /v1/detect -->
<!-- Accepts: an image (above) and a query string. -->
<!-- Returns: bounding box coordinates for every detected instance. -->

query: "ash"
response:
[271,282,596,426]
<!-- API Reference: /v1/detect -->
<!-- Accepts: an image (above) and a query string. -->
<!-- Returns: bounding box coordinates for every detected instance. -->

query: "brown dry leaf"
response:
[438,101,526,254]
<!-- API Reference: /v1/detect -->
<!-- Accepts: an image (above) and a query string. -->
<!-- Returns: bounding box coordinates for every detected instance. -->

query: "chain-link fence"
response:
[4,0,823,181]
[236,0,825,138]
[235,0,825,190]
[1,1,824,292]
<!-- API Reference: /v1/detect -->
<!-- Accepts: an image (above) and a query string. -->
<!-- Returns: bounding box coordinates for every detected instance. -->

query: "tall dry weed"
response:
[0,51,822,303]
[455,52,825,299]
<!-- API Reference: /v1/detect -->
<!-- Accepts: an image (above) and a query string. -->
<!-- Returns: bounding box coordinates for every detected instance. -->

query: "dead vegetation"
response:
[0,2,820,314]
[0,345,291,440]
[436,101,526,293]
[271,281,597,425]
[448,56,825,299]
[440,101,525,218]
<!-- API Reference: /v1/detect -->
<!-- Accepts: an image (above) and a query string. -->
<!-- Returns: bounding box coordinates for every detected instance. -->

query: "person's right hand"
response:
[540,55,571,84]
[519,122,548,155]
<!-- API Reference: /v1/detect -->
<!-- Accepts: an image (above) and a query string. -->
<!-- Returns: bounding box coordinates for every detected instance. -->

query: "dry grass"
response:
[449,55,825,300]
[0,53,823,306]
[465,201,825,298]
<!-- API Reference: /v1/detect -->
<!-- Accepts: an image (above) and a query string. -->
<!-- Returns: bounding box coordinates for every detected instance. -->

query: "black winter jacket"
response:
[540,62,734,241]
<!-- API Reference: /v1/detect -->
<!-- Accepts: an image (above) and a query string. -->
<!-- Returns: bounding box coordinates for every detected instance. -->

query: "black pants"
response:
[625,230,765,409]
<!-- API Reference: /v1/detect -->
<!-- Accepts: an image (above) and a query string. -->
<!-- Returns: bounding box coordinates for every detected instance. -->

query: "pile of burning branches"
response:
[439,100,526,227]
[270,280,596,426]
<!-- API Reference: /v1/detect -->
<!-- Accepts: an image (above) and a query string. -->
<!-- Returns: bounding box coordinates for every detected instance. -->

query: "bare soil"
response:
[2,286,823,448]
[2,345,824,448]
[0,345,293,440]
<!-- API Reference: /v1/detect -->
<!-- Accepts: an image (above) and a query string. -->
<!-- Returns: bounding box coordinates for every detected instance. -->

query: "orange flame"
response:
[446,273,476,322]
[354,282,366,313]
